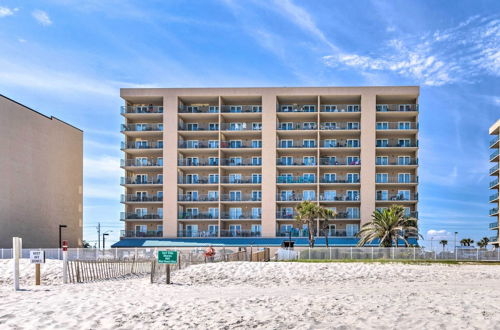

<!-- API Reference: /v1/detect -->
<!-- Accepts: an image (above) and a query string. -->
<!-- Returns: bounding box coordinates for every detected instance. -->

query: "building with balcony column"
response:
[115,86,419,247]
[488,119,500,247]
[0,94,83,248]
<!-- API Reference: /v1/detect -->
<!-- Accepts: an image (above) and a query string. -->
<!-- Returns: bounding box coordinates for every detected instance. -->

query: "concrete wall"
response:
[0,95,83,248]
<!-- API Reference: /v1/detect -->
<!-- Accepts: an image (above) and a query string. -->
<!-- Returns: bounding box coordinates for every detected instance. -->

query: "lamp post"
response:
[454,232,458,251]
[59,225,67,248]
[102,233,109,250]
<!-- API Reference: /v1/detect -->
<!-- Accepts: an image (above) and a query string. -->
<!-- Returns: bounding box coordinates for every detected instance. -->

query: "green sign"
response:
[158,250,178,264]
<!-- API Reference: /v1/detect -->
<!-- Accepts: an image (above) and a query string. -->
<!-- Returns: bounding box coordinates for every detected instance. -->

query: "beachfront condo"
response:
[489,119,500,247]
[117,86,419,246]
[0,95,83,248]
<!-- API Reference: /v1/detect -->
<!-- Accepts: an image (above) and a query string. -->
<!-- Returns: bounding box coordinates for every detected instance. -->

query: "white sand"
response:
[1,260,500,329]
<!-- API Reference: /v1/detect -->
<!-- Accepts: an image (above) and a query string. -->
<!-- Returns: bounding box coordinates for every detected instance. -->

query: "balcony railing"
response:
[121,124,163,132]
[276,211,297,219]
[277,160,317,166]
[121,177,163,185]
[220,141,261,148]
[121,194,163,202]
[320,104,361,113]
[220,123,262,131]
[490,208,499,216]
[179,105,219,113]
[121,105,163,114]
[319,194,360,201]
[376,193,418,201]
[220,230,262,237]
[221,158,262,166]
[321,141,361,148]
[375,176,418,184]
[121,141,163,149]
[376,159,418,166]
[178,142,218,149]
[489,236,499,242]
[121,159,163,167]
[178,177,219,184]
[278,104,317,113]
[319,177,360,183]
[376,122,418,130]
[220,213,262,220]
[320,123,360,130]
[221,105,262,113]
[490,193,499,202]
[490,149,499,161]
[177,230,218,237]
[490,178,499,188]
[277,176,317,184]
[120,212,162,220]
[220,176,262,184]
[489,136,499,147]
[489,222,499,229]
[376,104,418,112]
[490,164,499,175]
[319,158,361,166]
[178,194,219,202]
[120,230,163,238]
[277,194,317,202]
[276,229,359,237]
[178,212,218,219]
[277,123,318,130]
[220,194,262,202]
[178,159,219,166]
[278,142,317,148]
[376,141,418,148]
[178,124,219,131]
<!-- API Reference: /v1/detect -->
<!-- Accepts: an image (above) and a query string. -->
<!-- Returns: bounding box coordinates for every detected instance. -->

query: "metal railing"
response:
[178,159,219,166]
[319,176,360,183]
[220,176,262,184]
[220,213,262,220]
[221,105,262,113]
[490,193,499,202]
[489,135,499,147]
[120,230,163,238]
[376,193,418,201]
[220,194,262,202]
[121,105,163,114]
[120,212,162,220]
[178,194,219,202]
[220,141,261,148]
[276,211,297,219]
[178,177,219,184]
[277,194,317,202]
[277,176,317,184]
[276,229,359,238]
[178,124,219,131]
[121,177,163,185]
[319,158,361,166]
[490,164,499,175]
[220,230,262,237]
[490,208,499,216]
[320,104,361,113]
[489,222,499,229]
[320,141,361,148]
[278,142,317,148]
[277,123,318,130]
[376,104,418,112]
[121,159,163,167]
[121,124,163,132]
[177,230,219,237]
[278,104,317,113]
[220,123,262,131]
[121,194,163,202]
[376,159,418,166]
[221,158,262,166]
[277,160,317,166]
[491,149,499,160]
[121,141,163,149]
[490,236,499,242]
[319,194,360,201]
[490,178,499,188]
[376,122,418,130]
[375,176,418,184]
[376,141,418,148]
[178,212,218,219]
[319,123,361,130]
[179,105,219,113]
[178,142,218,149]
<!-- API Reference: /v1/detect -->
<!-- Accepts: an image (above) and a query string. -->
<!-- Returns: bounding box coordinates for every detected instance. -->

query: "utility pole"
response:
[97,222,101,249]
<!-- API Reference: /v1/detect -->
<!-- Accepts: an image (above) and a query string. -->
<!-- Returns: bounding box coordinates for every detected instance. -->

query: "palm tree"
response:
[439,240,448,252]
[460,238,474,246]
[477,237,490,249]
[295,201,321,248]
[318,208,336,248]
[356,205,420,247]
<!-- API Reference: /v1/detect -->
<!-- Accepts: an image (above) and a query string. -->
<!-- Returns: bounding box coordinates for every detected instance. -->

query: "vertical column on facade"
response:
[261,93,277,237]
[316,95,321,232]
[217,96,222,237]
[164,95,178,237]
[359,92,376,227]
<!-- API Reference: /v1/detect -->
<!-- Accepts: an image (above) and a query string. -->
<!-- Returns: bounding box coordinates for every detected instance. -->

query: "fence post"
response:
[371,247,374,260]
[413,247,416,260]
[350,246,353,260]
[77,248,80,259]
[434,250,437,260]
[115,248,118,259]
[13,237,22,291]
[455,247,458,261]
[58,248,61,260]
[329,247,332,260]
[391,247,395,260]
[476,248,479,261]
[498,248,500,261]
[308,247,311,260]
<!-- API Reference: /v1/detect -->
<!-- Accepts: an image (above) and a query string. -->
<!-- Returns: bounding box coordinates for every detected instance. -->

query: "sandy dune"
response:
[1,260,499,329]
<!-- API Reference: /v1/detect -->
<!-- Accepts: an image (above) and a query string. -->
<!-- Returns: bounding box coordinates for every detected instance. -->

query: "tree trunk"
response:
[309,219,315,248]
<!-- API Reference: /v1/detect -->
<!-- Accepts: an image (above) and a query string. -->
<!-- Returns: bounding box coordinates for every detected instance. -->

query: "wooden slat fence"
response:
[67,259,152,283]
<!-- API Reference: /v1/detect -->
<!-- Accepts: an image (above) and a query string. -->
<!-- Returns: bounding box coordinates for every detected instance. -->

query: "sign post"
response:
[157,251,178,284]
[13,237,22,291]
[62,240,68,284]
[30,250,45,285]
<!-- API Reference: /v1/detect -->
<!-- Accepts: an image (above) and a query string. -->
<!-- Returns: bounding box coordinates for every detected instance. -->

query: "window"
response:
[135,174,147,184]
[280,190,293,201]
[252,174,262,184]
[251,208,262,219]
[398,190,411,200]
[230,157,242,165]
[280,122,293,130]
[324,139,336,148]
[303,156,315,165]
[403,207,411,217]
[346,224,359,236]
[229,224,242,236]
[398,139,411,147]
[303,139,316,148]
[251,224,262,233]
[209,106,219,113]
[280,224,293,233]
[209,157,219,165]
[347,156,360,165]
[135,208,147,217]
[347,139,360,148]
[230,106,242,113]
[229,191,241,201]
[135,157,148,166]
[252,140,262,148]
[347,208,360,219]
[376,104,388,112]
[135,191,147,201]
[376,156,388,165]
[323,190,336,201]
[209,123,219,131]
[252,157,262,165]
[252,106,262,112]
[399,104,412,111]
[376,139,388,147]
[303,122,316,130]
[186,174,198,184]
[280,156,293,165]
[252,190,262,201]
[135,225,147,234]
[323,173,336,183]
[398,156,411,165]
[347,122,360,129]
[280,139,293,148]
[208,191,218,201]
[209,174,219,184]
[187,191,198,201]
[157,157,163,166]
[281,105,293,112]
[157,208,163,218]
[322,122,336,130]
[229,140,242,148]
[376,190,388,200]
[347,190,359,201]
[347,105,359,112]
[186,208,199,216]
[323,105,337,112]
[208,140,219,148]
[208,208,219,218]
[229,173,241,183]
[187,140,199,148]
[229,122,243,130]
[376,122,389,130]
[347,173,359,183]
[157,191,163,200]
[398,122,412,130]
[229,208,242,219]
[252,122,262,130]
[187,106,199,113]
[208,224,219,235]
[302,105,316,112]
[186,123,199,131]
[157,140,163,148]
[157,174,163,184]
[135,140,148,148]
[376,173,388,183]
[303,190,316,201]
[303,173,316,183]
[398,173,411,183]
[185,224,198,237]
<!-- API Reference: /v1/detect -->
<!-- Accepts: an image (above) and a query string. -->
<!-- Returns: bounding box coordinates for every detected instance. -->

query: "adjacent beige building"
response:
[0,95,83,248]
[119,86,419,242]
[489,120,500,247]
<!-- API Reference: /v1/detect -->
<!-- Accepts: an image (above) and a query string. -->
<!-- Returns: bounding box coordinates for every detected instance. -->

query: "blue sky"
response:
[0,0,498,247]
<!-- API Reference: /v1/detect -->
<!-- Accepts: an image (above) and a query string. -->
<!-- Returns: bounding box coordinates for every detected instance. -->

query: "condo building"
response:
[489,119,499,247]
[118,87,419,244]
[0,95,83,248]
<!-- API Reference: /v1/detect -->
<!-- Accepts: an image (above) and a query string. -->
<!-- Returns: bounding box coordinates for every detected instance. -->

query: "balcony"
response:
[121,141,163,150]
[320,104,360,113]
[320,141,360,148]
[376,141,418,148]
[489,222,499,229]
[278,104,317,113]
[221,212,262,220]
[490,208,499,216]
[376,122,418,130]
[489,236,499,243]
[178,194,219,202]
[278,123,318,130]
[220,141,261,149]
[376,193,418,202]
[121,177,163,185]
[178,142,218,149]
[490,193,499,203]
[121,159,163,167]
[277,160,317,166]
[121,194,163,203]
[278,141,317,148]
[221,176,261,184]
[120,230,163,238]
[375,176,418,184]
[490,149,499,162]
[376,104,418,112]
[221,105,262,113]
[490,178,499,189]
[178,159,219,166]
[490,164,499,175]
[121,105,163,114]
[121,124,163,132]
[489,135,499,148]
[178,212,218,220]
[277,176,317,184]
[179,105,219,113]
[319,158,361,166]
[220,123,262,131]
[120,212,162,220]
[178,177,219,184]
[220,230,262,237]
[221,194,262,202]
[178,123,219,131]
[221,158,262,166]
[277,194,316,202]
[276,211,297,219]
[320,123,360,130]
[177,230,218,238]
[276,229,359,238]
[376,159,418,166]
[319,194,360,201]
[320,176,360,184]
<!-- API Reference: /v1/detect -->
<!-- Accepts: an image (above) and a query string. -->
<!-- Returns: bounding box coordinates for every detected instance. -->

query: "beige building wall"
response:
[0,95,83,248]
[120,86,419,242]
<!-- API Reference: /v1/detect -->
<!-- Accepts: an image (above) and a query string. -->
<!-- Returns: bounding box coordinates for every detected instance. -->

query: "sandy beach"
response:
[1,260,500,329]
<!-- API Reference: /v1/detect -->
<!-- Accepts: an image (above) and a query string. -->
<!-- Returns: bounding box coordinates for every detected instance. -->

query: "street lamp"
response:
[59,225,67,248]
[454,232,458,250]
[102,233,110,249]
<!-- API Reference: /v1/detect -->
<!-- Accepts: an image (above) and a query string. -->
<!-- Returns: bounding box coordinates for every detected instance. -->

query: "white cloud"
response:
[18,38,26,43]
[427,229,452,240]
[32,10,52,26]
[323,16,500,86]
[0,6,17,17]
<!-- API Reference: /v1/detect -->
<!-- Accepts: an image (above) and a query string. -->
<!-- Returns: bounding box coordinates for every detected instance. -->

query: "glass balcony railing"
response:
[177,194,219,202]
[489,136,499,147]
[121,159,163,167]
[489,222,499,229]
[376,104,418,112]
[278,123,318,130]
[321,141,361,148]
[276,211,297,219]
[490,193,499,202]
[278,142,317,148]
[178,124,219,131]
[121,194,163,202]
[277,194,317,202]
[490,149,499,160]
[376,122,418,130]
[277,160,317,166]
[490,208,499,216]
[376,193,418,201]
[489,236,499,242]
[376,158,418,166]
[121,141,163,149]
[320,104,361,113]
[220,230,262,237]
[490,178,499,188]
[121,177,163,185]
[121,105,163,114]
[220,141,261,148]
[120,230,163,238]
[221,105,262,113]
[120,212,162,220]
[490,164,499,175]
[320,123,361,130]
[221,158,262,166]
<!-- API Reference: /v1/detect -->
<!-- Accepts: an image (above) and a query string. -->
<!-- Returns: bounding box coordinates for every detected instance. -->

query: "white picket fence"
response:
[0,248,157,261]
